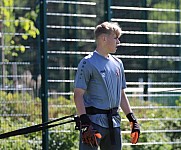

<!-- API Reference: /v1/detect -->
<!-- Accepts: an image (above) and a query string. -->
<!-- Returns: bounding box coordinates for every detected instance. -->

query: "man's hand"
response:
[81,124,101,147]
[126,113,140,144]
[80,114,102,147]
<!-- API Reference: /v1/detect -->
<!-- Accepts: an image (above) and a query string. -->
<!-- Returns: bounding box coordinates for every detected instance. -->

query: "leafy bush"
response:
[49,128,79,150]
[0,91,180,149]
[121,98,181,150]
[0,91,78,149]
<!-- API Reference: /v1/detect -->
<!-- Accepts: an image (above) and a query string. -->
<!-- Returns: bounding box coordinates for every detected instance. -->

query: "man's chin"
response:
[114,47,118,52]
[110,49,117,54]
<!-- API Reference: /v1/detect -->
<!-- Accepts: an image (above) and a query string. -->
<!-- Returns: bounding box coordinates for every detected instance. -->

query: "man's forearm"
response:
[74,97,86,116]
[120,90,132,115]
[74,88,86,116]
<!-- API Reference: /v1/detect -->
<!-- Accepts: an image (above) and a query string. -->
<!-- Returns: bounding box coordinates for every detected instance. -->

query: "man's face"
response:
[105,32,120,53]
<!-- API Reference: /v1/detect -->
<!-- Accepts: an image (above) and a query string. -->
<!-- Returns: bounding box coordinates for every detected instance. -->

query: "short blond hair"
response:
[94,22,122,39]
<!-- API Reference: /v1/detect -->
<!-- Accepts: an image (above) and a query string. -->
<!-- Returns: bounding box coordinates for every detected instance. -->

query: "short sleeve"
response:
[74,59,92,90]
[121,63,127,89]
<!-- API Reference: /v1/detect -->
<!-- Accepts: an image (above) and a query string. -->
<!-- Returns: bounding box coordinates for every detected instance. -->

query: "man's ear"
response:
[102,34,107,42]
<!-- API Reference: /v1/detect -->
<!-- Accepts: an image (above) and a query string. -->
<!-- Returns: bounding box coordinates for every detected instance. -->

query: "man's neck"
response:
[95,47,109,58]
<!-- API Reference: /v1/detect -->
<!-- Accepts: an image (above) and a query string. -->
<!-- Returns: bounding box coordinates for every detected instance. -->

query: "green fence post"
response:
[104,0,112,21]
[176,0,181,82]
[142,0,148,101]
[40,0,48,149]
[64,2,70,99]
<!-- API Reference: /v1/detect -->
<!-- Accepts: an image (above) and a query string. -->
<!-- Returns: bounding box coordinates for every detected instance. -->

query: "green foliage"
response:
[0,91,78,149]
[147,0,180,83]
[0,0,39,58]
[49,127,79,150]
[48,96,76,118]
[0,91,41,120]
[175,97,181,106]
[0,91,181,149]
[0,116,41,150]
[121,99,181,150]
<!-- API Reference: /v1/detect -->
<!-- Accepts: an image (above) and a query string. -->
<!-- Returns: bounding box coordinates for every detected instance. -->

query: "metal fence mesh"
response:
[0,0,42,149]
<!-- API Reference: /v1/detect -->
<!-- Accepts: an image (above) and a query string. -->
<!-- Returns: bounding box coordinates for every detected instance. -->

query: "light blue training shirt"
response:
[74,51,127,128]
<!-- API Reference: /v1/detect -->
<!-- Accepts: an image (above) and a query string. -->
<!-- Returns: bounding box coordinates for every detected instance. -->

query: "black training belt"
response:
[86,106,119,145]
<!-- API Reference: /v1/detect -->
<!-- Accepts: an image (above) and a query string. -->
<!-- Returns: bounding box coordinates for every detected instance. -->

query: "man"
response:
[74,22,140,150]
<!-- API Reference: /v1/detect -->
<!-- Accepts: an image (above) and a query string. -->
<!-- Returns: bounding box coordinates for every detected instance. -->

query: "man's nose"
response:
[117,39,120,44]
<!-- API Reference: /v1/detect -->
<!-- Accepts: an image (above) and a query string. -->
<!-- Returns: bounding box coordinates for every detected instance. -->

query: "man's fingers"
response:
[90,133,101,147]
[130,122,133,128]
[131,132,139,144]
[88,136,98,147]
[81,125,102,147]
[83,137,89,145]
[95,133,102,139]
[83,134,100,147]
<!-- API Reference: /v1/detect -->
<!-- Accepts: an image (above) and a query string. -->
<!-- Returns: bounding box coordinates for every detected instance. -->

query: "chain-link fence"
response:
[0,0,42,149]
[0,0,181,149]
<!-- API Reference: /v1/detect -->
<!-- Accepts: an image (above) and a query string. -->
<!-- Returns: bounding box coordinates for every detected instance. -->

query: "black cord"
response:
[0,114,76,139]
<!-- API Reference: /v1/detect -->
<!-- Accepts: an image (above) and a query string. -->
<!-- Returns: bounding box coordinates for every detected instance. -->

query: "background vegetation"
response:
[0,91,180,149]
[0,0,181,149]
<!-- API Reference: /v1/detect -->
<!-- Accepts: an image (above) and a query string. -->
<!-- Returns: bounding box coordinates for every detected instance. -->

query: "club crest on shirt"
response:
[100,70,106,78]
[116,68,120,76]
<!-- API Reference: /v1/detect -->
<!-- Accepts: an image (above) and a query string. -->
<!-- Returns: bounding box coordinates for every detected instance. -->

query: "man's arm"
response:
[74,88,86,116]
[120,89,132,115]
[120,89,140,144]
[74,88,102,147]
